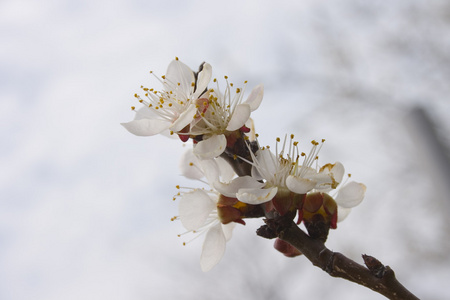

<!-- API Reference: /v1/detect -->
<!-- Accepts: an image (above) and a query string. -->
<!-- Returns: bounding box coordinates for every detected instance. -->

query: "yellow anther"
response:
[139,100,143,103]
[176,185,180,189]
[322,139,326,143]
[291,134,294,139]
[191,82,195,87]
[168,103,172,107]
[134,93,138,97]
[293,141,298,146]
[236,88,241,93]
[224,76,228,79]
[255,133,259,138]
[244,80,248,83]
[143,88,149,91]
[213,78,217,82]
[170,131,174,135]
[210,88,214,92]
[230,83,233,87]
[348,173,352,177]
[177,82,180,86]
[175,56,179,60]
[148,104,153,107]
[301,152,306,156]
[276,137,281,142]
[189,162,194,166]
[183,242,186,246]
[131,106,135,110]
[161,75,166,79]
[233,154,237,160]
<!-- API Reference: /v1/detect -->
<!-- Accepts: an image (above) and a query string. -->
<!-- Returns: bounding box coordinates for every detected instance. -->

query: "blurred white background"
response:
[1,0,450,299]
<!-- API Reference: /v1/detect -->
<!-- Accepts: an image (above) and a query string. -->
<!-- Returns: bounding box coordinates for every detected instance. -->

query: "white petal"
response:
[198,158,220,185]
[165,59,195,94]
[121,118,171,136]
[179,190,216,231]
[255,148,278,176]
[335,182,366,208]
[215,157,236,182]
[337,206,352,222]
[316,162,345,189]
[193,134,227,159]
[226,103,251,131]
[244,117,256,141]
[286,175,317,194]
[330,162,345,184]
[244,84,264,111]
[237,186,278,205]
[179,149,203,179]
[193,63,212,99]
[214,176,264,197]
[222,223,236,241]
[170,104,197,132]
[200,223,226,272]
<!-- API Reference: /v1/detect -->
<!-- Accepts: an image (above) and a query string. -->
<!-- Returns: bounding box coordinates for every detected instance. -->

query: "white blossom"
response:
[215,136,342,205]
[121,58,211,137]
[191,79,264,159]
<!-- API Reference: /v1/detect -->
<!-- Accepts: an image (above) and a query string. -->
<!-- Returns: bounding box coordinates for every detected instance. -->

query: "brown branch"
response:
[278,223,420,300]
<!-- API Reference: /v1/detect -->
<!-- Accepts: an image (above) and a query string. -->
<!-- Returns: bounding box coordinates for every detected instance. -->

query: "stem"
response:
[278,223,420,300]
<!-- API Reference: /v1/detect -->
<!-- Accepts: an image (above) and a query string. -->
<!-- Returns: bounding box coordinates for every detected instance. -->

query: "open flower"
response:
[215,136,342,206]
[121,58,212,138]
[191,78,264,159]
[176,149,241,271]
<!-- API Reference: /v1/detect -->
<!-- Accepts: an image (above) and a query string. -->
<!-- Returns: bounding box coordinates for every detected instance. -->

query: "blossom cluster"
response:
[122,58,366,272]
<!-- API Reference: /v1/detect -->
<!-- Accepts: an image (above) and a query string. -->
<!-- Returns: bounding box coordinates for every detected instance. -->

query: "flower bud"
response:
[302,192,338,241]
[274,238,302,257]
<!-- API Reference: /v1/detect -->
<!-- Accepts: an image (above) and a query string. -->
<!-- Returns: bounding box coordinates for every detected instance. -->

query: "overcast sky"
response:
[1,1,450,299]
